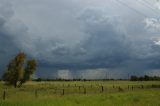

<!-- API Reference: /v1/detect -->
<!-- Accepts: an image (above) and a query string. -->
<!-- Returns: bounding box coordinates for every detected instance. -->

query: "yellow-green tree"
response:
[3,52,37,88]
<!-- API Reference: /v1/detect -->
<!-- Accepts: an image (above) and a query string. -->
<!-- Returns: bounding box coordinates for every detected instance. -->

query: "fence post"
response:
[101,86,104,93]
[35,89,38,98]
[3,91,6,100]
[132,86,133,90]
[54,87,57,94]
[152,84,154,88]
[62,89,64,95]
[141,85,144,89]
[84,88,86,94]
[128,85,129,90]
[79,86,81,92]
[118,86,123,92]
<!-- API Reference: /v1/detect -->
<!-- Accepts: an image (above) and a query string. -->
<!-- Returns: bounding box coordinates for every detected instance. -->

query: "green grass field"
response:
[0,81,160,106]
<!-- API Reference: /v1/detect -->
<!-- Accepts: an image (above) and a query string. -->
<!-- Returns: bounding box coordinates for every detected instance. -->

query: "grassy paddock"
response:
[0,81,160,106]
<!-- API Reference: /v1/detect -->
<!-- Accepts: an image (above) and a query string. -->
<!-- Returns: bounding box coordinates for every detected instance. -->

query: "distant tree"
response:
[144,75,150,81]
[139,76,143,81]
[130,75,160,81]
[130,76,138,81]
[2,52,37,88]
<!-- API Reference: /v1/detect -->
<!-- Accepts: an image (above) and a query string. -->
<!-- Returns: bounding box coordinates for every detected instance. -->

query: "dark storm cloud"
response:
[0,0,28,75]
[0,0,160,78]
[78,9,131,68]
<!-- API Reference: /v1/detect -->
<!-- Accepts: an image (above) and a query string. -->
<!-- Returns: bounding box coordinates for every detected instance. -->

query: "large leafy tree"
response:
[3,52,37,88]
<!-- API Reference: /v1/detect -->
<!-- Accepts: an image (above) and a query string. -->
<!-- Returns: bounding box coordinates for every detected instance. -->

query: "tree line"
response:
[130,75,160,81]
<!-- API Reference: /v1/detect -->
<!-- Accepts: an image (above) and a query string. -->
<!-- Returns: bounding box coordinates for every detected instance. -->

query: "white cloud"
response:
[57,70,73,79]
[144,18,160,31]
[155,1,160,10]
[154,40,160,45]
[79,68,107,79]
[78,68,127,79]
[146,69,160,76]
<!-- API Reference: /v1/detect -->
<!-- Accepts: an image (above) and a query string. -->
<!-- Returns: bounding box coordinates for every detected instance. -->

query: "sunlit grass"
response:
[0,81,160,106]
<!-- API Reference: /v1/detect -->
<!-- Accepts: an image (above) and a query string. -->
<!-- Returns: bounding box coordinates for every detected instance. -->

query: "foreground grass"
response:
[1,89,160,106]
[0,81,160,106]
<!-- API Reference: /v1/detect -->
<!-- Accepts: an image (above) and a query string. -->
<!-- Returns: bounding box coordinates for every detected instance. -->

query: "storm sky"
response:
[0,0,160,79]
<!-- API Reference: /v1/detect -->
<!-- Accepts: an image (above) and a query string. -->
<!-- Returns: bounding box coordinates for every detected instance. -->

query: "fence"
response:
[1,84,160,100]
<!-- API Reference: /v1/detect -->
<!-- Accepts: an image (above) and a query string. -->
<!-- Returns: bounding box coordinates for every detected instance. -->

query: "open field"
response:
[0,81,160,106]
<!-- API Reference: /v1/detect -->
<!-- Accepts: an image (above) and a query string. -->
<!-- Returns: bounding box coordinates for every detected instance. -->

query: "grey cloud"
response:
[0,0,29,75]
[77,8,132,67]
[0,0,160,78]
